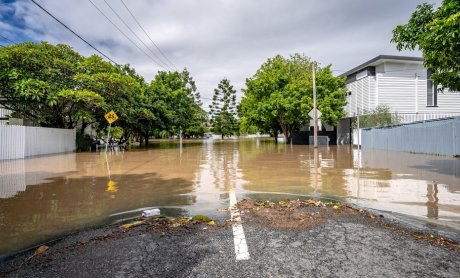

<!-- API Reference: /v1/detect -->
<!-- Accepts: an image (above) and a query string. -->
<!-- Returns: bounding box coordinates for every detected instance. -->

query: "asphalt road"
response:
[1,209,459,278]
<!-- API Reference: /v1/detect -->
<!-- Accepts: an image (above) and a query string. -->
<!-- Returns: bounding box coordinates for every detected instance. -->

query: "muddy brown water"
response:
[1,139,459,256]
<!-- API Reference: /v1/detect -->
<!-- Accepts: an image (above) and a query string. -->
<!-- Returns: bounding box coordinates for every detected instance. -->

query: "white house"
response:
[337,55,460,144]
[0,107,10,125]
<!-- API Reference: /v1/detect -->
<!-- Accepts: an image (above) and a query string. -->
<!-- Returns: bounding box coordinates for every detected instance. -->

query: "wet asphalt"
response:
[1,213,459,278]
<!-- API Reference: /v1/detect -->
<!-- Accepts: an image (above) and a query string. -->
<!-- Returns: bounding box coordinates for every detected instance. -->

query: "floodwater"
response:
[1,139,460,255]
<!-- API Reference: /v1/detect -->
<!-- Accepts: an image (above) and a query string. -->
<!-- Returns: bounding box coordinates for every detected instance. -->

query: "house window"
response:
[427,69,437,106]
[356,70,368,80]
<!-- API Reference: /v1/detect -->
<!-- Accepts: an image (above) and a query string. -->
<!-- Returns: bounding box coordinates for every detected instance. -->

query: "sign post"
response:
[104,110,119,152]
[308,107,322,145]
[312,65,318,148]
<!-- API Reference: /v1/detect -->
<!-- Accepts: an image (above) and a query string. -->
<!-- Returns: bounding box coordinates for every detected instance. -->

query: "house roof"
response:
[340,55,423,78]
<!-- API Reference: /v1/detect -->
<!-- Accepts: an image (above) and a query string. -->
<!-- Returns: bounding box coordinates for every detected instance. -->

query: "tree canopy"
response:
[0,42,106,128]
[391,0,460,91]
[0,42,206,147]
[240,54,347,144]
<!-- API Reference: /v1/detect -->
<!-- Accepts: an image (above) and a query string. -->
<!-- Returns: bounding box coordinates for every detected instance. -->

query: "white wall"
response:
[0,108,11,125]
[345,75,375,116]
[345,61,460,117]
[0,126,76,160]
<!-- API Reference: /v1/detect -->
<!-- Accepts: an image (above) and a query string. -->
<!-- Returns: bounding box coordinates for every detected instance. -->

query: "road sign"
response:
[310,119,322,129]
[104,110,118,124]
[308,108,322,118]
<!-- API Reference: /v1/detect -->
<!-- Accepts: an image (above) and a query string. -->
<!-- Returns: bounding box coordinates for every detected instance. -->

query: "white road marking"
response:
[229,189,250,260]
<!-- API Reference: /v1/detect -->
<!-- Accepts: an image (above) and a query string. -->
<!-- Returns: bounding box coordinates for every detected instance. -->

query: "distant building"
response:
[337,55,460,144]
[0,107,10,125]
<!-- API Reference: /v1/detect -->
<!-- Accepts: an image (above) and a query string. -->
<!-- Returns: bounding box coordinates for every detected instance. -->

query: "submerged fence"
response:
[0,125,76,160]
[361,117,460,156]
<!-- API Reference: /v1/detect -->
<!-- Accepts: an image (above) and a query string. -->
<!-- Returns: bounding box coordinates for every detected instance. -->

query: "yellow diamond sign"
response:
[104,110,118,124]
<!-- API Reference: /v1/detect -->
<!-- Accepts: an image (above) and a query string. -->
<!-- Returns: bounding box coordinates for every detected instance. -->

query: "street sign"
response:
[310,119,322,129]
[308,108,322,118]
[104,110,118,124]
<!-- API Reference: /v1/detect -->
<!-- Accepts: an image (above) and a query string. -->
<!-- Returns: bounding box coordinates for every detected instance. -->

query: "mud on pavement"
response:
[1,199,459,277]
[236,199,460,250]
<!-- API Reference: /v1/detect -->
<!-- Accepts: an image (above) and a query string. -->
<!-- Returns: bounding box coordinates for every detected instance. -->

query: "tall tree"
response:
[240,54,346,144]
[0,42,106,128]
[148,69,206,142]
[391,0,460,91]
[209,78,239,139]
[74,56,147,143]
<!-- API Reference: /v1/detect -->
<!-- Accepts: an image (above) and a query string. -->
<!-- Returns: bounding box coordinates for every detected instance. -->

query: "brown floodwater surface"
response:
[1,139,459,255]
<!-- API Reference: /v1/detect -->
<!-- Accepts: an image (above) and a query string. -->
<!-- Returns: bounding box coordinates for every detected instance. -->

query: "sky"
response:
[0,0,441,109]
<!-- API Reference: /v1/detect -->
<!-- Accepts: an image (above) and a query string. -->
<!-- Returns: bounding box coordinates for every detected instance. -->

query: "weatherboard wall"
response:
[345,61,460,117]
[0,126,76,160]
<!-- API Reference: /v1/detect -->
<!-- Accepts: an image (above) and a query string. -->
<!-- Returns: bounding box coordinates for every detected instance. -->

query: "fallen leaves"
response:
[35,245,49,255]
[120,220,146,229]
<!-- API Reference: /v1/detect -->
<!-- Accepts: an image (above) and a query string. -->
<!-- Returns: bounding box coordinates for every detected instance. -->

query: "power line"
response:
[87,0,167,70]
[29,0,119,65]
[101,0,173,71]
[119,0,177,70]
[0,33,17,44]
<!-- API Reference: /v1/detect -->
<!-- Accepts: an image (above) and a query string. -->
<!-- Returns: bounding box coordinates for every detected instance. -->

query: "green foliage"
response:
[240,54,346,143]
[209,78,239,138]
[239,116,259,135]
[0,42,106,128]
[391,0,460,91]
[110,126,124,139]
[0,42,207,148]
[148,69,206,139]
[192,215,212,222]
[352,105,401,129]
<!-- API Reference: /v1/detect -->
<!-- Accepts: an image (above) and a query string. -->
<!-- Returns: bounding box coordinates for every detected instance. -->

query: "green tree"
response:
[74,56,148,144]
[391,0,460,91]
[209,78,239,139]
[238,116,259,135]
[148,69,206,142]
[0,42,106,128]
[352,105,401,129]
[240,54,346,144]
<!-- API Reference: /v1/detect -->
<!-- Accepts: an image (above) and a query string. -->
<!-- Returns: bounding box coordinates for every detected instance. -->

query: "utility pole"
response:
[312,64,318,148]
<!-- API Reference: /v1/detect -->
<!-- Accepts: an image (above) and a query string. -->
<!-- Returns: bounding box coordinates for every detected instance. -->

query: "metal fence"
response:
[361,117,460,156]
[396,113,460,124]
[0,125,76,160]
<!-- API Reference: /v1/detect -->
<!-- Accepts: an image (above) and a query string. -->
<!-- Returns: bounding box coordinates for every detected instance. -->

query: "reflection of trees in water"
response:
[197,141,242,192]
[237,143,351,196]
[0,173,195,255]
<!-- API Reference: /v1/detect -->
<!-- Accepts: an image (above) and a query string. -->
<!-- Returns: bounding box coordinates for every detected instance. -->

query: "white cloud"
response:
[3,0,439,110]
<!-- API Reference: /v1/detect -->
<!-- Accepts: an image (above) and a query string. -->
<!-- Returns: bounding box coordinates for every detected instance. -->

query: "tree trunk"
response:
[274,130,278,144]
[139,136,144,147]
[144,134,149,147]
[221,134,224,140]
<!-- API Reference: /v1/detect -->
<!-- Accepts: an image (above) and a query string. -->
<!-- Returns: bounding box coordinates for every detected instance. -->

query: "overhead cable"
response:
[29,0,119,65]
[119,0,177,70]
[0,33,17,44]
[102,0,173,71]
[87,0,167,70]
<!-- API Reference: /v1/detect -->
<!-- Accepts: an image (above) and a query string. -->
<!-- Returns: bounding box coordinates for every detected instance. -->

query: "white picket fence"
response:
[0,125,76,160]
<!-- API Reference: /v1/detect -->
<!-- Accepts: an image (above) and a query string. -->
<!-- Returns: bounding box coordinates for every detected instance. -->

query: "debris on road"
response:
[236,198,460,250]
[141,208,161,218]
